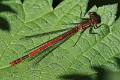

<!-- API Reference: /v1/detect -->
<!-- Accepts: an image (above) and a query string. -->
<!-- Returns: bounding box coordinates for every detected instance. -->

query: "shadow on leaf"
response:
[0,4,17,13]
[0,1,17,31]
[59,74,92,80]
[115,57,120,69]
[92,66,108,80]
[0,17,10,31]
[59,66,108,80]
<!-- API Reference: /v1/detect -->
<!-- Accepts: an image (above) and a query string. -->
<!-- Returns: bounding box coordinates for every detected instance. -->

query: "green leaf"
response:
[0,0,119,80]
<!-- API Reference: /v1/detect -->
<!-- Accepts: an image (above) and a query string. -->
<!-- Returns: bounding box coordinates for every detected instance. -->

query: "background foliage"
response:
[0,0,120,80]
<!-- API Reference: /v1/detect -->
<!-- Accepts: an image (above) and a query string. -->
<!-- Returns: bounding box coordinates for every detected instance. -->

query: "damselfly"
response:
[10,12,101,66]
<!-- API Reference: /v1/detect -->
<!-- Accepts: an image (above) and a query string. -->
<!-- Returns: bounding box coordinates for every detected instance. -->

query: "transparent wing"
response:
[30,33,74,66]
[20,28,73,40]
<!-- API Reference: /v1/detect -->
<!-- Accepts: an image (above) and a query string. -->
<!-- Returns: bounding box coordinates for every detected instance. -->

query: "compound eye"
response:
[89,12,101,24]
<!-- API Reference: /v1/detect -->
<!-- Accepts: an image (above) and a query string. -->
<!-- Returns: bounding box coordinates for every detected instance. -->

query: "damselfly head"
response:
[89,12,101,25]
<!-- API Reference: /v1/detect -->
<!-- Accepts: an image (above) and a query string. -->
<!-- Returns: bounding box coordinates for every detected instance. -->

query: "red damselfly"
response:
[10,12,101,66]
